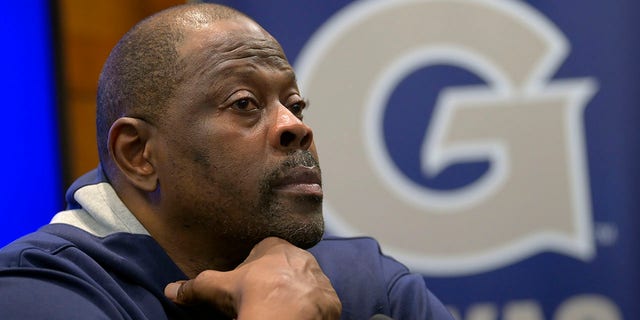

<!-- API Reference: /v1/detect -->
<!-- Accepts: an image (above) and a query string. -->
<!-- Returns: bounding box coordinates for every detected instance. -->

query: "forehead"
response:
[178,18,292,76]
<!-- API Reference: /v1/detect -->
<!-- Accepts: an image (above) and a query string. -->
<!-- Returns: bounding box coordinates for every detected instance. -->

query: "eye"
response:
[231,97,260,112]
[288,99,308,120]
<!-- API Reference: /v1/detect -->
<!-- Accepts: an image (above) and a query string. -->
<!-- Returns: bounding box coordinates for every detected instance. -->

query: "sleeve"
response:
[310,236,455,320]
[383,262,454,320]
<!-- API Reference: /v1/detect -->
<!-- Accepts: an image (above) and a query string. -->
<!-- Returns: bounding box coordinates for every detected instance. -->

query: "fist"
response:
[165,237,341,319]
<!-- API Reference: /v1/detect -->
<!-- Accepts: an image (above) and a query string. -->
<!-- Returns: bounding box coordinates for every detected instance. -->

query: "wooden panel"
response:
[57,0,185,185]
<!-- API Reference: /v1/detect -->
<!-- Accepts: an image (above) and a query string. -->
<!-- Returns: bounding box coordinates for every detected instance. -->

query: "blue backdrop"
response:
[0,2,61,247]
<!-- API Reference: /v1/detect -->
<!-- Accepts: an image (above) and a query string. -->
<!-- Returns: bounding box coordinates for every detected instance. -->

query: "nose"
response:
[270,105,313,151]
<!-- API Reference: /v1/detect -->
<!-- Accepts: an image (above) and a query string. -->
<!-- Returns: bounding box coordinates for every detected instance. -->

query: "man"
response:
[0,3,454,319]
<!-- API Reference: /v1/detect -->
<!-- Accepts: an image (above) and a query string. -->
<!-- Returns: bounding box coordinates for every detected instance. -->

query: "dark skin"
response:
[107,16,340,319]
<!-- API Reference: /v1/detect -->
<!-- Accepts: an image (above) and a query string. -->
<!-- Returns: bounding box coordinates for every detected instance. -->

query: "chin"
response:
[279,216,325,249]
[298,227,325,249]
[259,193,324,248]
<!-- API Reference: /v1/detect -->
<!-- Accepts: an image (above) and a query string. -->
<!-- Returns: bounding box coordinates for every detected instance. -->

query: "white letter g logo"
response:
[297,0,597,275]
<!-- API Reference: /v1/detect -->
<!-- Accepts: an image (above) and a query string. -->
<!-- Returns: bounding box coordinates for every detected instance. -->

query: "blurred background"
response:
[0,0,638,319]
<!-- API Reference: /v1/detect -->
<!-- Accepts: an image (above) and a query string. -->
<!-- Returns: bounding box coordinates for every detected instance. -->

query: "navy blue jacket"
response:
[0,169,453,319]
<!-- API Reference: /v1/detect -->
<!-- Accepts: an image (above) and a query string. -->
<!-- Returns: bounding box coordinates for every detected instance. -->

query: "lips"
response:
[271,166,322,196]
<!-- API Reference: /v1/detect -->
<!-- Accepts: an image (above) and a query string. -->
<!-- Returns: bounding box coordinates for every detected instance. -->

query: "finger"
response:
[164,271,237,317]
[250,237,289,255]
[164,280,186,303]
[239,237,291,267]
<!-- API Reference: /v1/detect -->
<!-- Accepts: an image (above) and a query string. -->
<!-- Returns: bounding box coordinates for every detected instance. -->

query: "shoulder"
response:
[0,224,180,320]
[310,235,412,282]
[310,236,389,264]
[0,225,126,319]
[0,223,132,269]
[0,225,78,267]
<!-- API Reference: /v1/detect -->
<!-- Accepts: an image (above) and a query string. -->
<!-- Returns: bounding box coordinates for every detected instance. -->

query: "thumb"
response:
[164,280,189,303]
[164,271,237,317]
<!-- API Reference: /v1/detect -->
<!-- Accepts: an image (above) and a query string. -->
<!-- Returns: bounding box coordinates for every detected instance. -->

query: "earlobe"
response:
[108,117,159,192]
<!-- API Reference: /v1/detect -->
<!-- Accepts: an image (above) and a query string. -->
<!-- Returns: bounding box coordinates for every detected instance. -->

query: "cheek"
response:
[198,131,269,186]
[211,144,265,187]
[166,118,272,189]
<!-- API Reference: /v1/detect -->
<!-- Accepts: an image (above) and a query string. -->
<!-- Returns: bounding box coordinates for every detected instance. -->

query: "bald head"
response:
[96,3,254,172]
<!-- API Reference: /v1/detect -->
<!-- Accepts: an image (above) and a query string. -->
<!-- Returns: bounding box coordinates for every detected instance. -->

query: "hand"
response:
[165,237,342,319]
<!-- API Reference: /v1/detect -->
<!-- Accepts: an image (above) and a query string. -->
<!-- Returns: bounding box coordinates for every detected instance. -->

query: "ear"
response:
[108,117,158,192]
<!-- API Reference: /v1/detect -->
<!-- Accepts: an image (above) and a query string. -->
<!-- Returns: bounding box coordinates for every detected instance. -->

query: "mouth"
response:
[271,166,322,197]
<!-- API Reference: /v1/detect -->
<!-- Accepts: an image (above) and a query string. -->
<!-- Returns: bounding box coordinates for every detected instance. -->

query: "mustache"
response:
[281,150,319,169]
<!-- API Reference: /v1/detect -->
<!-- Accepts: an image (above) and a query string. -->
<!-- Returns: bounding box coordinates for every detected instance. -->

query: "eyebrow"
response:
[202,63,298,102]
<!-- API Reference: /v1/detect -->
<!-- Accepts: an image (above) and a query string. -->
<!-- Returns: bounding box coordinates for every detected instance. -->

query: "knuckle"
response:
[267,270,296,289]
[175,281,192,303]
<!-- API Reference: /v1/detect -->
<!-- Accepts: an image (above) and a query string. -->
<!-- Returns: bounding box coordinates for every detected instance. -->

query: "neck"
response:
[117,188,251,278]
[155,231,252,278]
[139,212,253,277]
